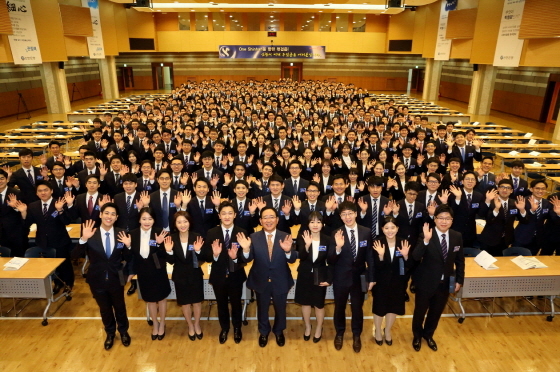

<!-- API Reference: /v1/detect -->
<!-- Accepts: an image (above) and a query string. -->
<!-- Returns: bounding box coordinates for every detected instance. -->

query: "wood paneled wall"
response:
[519,0,560,39]
[59,4,93,37]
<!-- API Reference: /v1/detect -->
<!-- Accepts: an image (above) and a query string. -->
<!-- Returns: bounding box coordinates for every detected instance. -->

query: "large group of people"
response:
[1,78,559,353]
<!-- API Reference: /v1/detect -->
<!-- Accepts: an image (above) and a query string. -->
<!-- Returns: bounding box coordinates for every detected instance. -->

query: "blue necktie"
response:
[162,192,169,229]
[105,232,111,258]
[224,229,231,250]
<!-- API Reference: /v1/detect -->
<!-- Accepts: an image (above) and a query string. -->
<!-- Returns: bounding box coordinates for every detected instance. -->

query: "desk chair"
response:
[0,247,10,257]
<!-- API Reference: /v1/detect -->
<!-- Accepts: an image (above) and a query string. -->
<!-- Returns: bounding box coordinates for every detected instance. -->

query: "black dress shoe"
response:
[233,328,242,344]
[412,337,422,351]
[121,332,131,347]
[259,334,268,347]
[104,334,115,350]
[352,336,362,353]
[313,328,323,343]
[275,332,285,347]
[127,280,137,296]
[384,329,392,346]
[424,337,437,351]
[219,330,228,344]
[157,332,165,341]
[195,332,203,340]
[334,335,343,350]
[303,327,311,341]
[188,333,196,341]
[374,338,383,346]
[151,334,158,341]
[404,292,410,302]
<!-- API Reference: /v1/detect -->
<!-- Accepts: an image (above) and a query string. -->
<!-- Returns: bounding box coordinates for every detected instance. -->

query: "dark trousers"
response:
[91,283,129,335]
[212,278,244,331]
[541,241,560,256]
[255,282,288,336]
[333,280,365,336]
[412,282,449,339]
[56,248,75,288]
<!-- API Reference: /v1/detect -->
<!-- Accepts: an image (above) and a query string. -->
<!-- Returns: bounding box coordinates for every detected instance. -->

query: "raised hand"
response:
[279,235,293,252]
[193,235,204,252]
[211,239,222,258]
[422,223,432,243]
[117,231,132,247]
[98,194,112,208]
[54,197,66,211]
[383,200,393,216]
[427,200,437,216]
[372,240,385,258]
[64,190,75,206]
[302,230,313,249]
[180,172,189,186]
[163,235,173,252]
[485,189,498,204]
[439,189,450,205]
[551,196,560,215]
[515,195,526,213]
[392,201,400,215]
[357,197,368,213]
[398,240,410,259]
[313,173,321,183]
[155,230,169,244]
[334,229,345,253]
[449,185,462,200]
[281,199,293,216]
[81,219,97,240]
[211,190,222,207]
[236,232,251,252]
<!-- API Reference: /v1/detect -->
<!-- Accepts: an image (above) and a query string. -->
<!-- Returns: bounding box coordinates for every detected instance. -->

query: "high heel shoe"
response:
[384,329,392,346]
[195,332,203,340]
[312,328,323,343]
[303,326,311,341]
[374,329,383,346]
[151,334,158,341]
[158,326,166,341]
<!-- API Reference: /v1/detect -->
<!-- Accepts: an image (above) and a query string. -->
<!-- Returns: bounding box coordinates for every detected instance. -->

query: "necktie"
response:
[162,192,169,229]
[273,199,279,210]
[338,197,343,204]
[419,142,423,153]
[427,194,433,206]
[200,199,204,212]
[216,157,220,167]
[502,201,507,220]
[126,195,132,213]
[408,204,413,225]
[59,180,63,193]
[350,229,357,261]
[536,200,542,219]
[27,170,34,185]
[371,199,378,239]
[267,234,273,260]
[43,203,48,217]
[206,172,211,180]
[166,144,169,153]
[174,176,179,189]
[238,202,243,219]
[156,164,160,173]
[310,204,315,212]
[460,147,465,162]
[513,178,518,190]
[105,232,112,258]
[483,174,487,187]
[87,195,93,215]
[263,180,267,190]
[405,158,409,169]
[467,194,472,209]
[115,173,120,184]
[441,233,447,261]
[224,229,231,250]
[96,142,100,150]
[144,180,148,189]
[293,179,298,193]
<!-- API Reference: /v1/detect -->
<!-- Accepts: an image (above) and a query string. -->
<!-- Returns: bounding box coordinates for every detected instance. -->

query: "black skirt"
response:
[294,269,327,309]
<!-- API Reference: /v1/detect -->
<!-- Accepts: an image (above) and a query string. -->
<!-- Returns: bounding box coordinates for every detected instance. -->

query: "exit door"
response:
[120,67,134,90]
[151,62,174,90]
[281,62,302,81]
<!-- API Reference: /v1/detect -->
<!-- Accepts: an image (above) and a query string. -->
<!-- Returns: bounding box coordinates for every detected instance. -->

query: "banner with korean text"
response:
[434,0,457,61]
[493,0,525,67]
[219,45,325,59]
[6,0,42,65]
[82,0,105,59]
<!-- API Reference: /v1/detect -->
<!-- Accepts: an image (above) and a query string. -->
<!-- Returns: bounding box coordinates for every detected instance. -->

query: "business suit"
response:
[394,200,427,247]
[449,191,484,248]
[0,188,27,257]
[291,200,327,236]
[513,198,553,255]
[186,197,219,236]
[114,192,141,232]
[327,225,374,336]
[160,141,179,157]
[511,177,530,198]
[294,232,331,308]
[447,145,481,172]
[474,173,496,194]
[49,177,73,200]
[479,198,528,256]
[232,198,259,234]
[202,226,248,332]
[71,193,106,228]
[136,176,159,193]
[542,193,560,255]
[77,168,101,194]
[262,194,294,234]
[412,228,464,339]
[102,172,124,198]
[166,232,205,305]
[240,229,297,336]
[283,177,309,201]
[357,195,390,240]
[8,167,43,203]
[25,199,75,287]
[72,227,130,335]
[149,189,179,230]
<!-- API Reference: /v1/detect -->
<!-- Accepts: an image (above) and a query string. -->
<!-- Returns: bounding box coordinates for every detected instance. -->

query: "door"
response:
[120,67,134,90]
[151,62,174,90]
[546,82,560,124]
[411,68,424,92]
[281,62,302,81]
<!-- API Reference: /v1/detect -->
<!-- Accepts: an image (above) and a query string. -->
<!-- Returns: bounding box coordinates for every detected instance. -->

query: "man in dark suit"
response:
[271,127,293,150]
[70,175,107,228]
[137,160,158,194]
[72,203,131,350]
[0,170,27,257]
[101,156,126,197]
[328,201,374,353]
[446,132,482,172]
[283,160,309,201]
[509,161,531,198]
[148,169,179,231]
[448,172,484,248]
[77,151,101,193]
[479,179,528,257]
[357,176,390,241]
[160,129,179,157]
[86,128,108,162]
[17,181,75,291]
[48,161,76,200]
[412,205,465,352]
[393,182,426,247]
[238,207,297,347]
[291,181,326,235]
[8,148,45,203]
[261,175,294,234]
[230,180,259,234]
[474,157,497,194]
[195,151,224,189]
[203,202,247,344]
[186,178,219,236]
[418,173,445,208]
[45,141,65,171]
[114,174,141,233]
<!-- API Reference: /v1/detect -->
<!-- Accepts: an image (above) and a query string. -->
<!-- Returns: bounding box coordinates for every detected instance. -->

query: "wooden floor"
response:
[1,90,560,371]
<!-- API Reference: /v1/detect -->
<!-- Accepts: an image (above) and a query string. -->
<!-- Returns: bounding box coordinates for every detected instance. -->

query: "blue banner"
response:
[219,45,326,59]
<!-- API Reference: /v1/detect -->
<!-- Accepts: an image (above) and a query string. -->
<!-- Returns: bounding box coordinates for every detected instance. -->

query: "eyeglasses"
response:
[499,186,512,190]
[406,192,418,197]
[427,180,440,184]
[436,217,453,221]
[340,212,356,218]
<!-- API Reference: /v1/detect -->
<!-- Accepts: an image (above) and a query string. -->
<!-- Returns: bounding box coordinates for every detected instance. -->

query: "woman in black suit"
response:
[371,216,412,346]
[121,207,171,340]
[388,162,409,201]
[294,212,332,343]
[164,211,206,341]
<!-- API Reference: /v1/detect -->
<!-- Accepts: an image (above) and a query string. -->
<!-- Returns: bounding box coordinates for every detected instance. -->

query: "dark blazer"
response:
[103,172,125,197]
[449,190,484,244]
[240,229,297,294]
[114,192,141,232]
[166,232,205,280]
[327,225,375,286]
[262,194,294,234]
[296,231,331,280]
[479,198,528,247]
[136,176,159,193]
[283,177,309,201]
[447,145,482,172]
[77,168,101,194]
[48,177,74,200]
[474,173,497,194]
[357,195,390,234]
[417,190,443,208]
[232,198,259,234]
[202,225,248,286]
[291,200,327,234]
[0,188,27,254]
[72,227,130,289]
[25,199,73,250]
[148,189,179,229]
[186,196,219,236]
[71,192,106,228]
[511,177,530,198]
[373,236,414,284]
[8,167,43,203]
[412,228,465,295]
[514,198,553,246]
[394,199,427,245]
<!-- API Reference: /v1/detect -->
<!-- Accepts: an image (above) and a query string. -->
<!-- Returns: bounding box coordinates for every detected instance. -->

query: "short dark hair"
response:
[100,202,119,215]
[122,173,137,183]
[19,148,33,157]
[338,201,357,213]
[137,207,156,221]
[434,204,454,218]
[35,180,52,191]
[260,207,278,218]
[530,179,547,188]
[511,160,525,169]
[405,181,421,193]
[218,201,235,214]
[172,211,192,232]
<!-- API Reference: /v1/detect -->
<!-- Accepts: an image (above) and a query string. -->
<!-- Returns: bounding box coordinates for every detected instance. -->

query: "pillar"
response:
[97,56,119,101]
[468,64,497,115]
[422,58,443,102]
[40,62,71,114]
[553,111,560,142]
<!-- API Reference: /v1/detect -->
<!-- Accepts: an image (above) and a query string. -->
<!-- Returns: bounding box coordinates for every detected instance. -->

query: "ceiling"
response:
[111,0,438,14]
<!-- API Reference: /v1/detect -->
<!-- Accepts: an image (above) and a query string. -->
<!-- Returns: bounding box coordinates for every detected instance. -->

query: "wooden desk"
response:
[0,143,49,151]
[0,257,70,325]
[28,224,81,240]
[10,128,83,134]
[495,152,560,171]
[482,143,558,150]
[454,256,560,322]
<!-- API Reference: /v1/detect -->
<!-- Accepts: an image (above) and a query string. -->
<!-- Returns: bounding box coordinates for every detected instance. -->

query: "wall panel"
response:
[32,0,67,62]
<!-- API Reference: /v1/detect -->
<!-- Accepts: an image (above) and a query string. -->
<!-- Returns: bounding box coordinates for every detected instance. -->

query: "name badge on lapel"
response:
[188,161,195,165]
[415,212,422,218]
[50,210,58,218]
[94,205,100,211]
[116,242,124,249]
[510,209,518,215]
[37,176,43,180]
[205,208,214,214]
[318,245,327,252]
[468,152,474,157]
[243,210,251,216]
[170,149,176,154]
[471,203,479,208]
[519,187,524,192]
[169,202,176,208]
[326,185,333,190]
[231,242,239,250]
[488,181,495,186]
[453,246,460,252]
[188,244,195,251]
[395,250,403,257]
[149,240,158,247]
[359,240,367,248]
[543,208,549,214]
[410,165,415,169]
[64,187,69,192]
[146,185,152,191]
[299,188,306,193]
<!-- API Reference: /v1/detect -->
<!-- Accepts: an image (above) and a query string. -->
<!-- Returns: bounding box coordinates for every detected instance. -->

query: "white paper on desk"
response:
[528,139,537,145]
[529,151,541,156]
[511,256,548,270]
[29,224,37,232]
[475,219,486,228]
[508,151,519,156]
[3,257,29,271]
[87,119,93,124]
[474,250,499,270]
[550,152,559,156]
[66,227,72,232]
[457,120,462,125]
[473,122,480,126]
[524,133,533,138]
[532,162,543,167]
